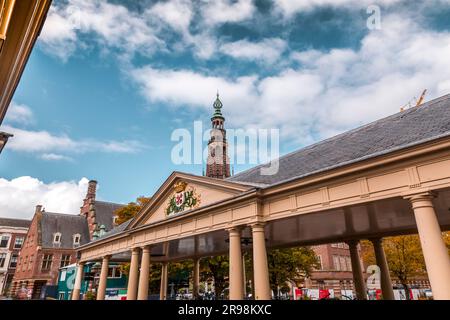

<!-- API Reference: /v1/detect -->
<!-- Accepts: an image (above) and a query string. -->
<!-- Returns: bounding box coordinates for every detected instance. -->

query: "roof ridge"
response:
[229,93,450,180]
[43,211,83,217]
[94,200,124,206]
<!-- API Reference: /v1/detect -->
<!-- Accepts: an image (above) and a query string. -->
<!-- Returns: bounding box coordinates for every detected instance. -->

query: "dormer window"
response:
[53,232,61,245]
[73,234,81,247]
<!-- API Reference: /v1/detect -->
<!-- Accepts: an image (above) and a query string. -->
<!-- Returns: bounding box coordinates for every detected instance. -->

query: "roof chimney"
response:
[35,205,43,214]
[87,180,97,200]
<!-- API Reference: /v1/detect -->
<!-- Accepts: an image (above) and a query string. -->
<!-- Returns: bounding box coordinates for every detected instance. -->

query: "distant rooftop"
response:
[0,217,31,229]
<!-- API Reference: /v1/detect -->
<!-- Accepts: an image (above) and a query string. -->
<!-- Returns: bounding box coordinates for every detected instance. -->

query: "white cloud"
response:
[1,125,144,156]
[4,102,34,125]
[273,0,402,17]
[220,38,288,63]
[148,0,193,34]
[201,0,256,26]
[40,153,74,162]
[130,14,450,144]
[39,0,164,61]
[0,177,89,219]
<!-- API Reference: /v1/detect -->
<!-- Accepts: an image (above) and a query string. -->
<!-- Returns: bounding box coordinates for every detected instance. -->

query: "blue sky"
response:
[1,0,450,219]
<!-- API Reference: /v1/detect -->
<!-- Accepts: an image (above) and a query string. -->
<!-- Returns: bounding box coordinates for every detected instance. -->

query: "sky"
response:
[1,0,450,219]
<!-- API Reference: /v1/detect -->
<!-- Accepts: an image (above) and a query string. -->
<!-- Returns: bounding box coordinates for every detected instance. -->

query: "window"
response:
[107,266,122,279]
[333,255,340,271]
[14,237,24,249]
[346,257,352,271]
[28,255,34,271]
[316,255,323,270]
[58,292,65,300]
[0,253,6,268]
[60,254,71,268]
[73,234,81,247]
[53,233,62,245]
[9,253,18,269]
[0,235,10,248]
[41,254,53,271]
[60,270,67,282]
[339,256,347,271]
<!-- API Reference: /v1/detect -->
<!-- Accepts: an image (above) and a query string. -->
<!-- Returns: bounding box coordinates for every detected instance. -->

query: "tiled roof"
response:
[40,212,90,249]
[229,94,450,187]
[93,200,124,232]
[0,217,31,228]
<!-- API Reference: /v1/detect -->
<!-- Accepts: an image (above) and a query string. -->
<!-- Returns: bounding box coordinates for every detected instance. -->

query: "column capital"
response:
[345,239,359,247]
[102,254,111,260]
[404,192,436,210]
[403,191,435,202]
[368,237,383,245]
[141,245,152,252]
[131,247,141,254]
[249,222,266,230]
[226,225,243,234]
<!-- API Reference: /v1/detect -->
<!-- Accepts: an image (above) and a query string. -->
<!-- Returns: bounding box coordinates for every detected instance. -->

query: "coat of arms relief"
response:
[166,181,201,216]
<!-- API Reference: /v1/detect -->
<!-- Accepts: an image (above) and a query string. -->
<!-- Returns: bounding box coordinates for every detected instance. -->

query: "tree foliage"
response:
[201,255,229,297]
[114,196,151,225]
[267,247,319,296]
[361,235,429,300]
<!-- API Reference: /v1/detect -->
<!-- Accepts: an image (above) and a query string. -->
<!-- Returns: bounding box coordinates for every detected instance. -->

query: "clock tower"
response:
[206,93,231,179]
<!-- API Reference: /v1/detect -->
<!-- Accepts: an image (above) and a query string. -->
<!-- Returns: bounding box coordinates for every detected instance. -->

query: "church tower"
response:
[206,93,231,179]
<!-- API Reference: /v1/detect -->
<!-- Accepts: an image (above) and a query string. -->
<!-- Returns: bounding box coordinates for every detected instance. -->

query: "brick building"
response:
[10,180,123,299]
[307,243,364,297]
[0,218,30,296]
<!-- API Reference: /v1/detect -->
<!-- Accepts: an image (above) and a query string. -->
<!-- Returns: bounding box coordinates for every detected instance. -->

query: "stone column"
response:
[251,223,271,300]
[408,193,450,300]
[72,262,85,300]
[228,227,244,300]
[370,238,394,300]
[137,246,151,300]
[160,262,168,300]
[97,255,110,300]
[347,240,366,300]
[127,247,140,300]
[193,258,200,299]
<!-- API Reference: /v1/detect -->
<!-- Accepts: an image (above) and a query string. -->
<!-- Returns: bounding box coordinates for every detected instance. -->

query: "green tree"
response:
[267,247,319,298]
[201,255,229,298]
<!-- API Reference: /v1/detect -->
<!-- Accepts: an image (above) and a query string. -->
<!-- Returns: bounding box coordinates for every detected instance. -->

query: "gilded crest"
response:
[166,181,201,216]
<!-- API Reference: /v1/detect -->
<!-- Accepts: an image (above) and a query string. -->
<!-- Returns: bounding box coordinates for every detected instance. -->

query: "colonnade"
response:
[72,193,450,300]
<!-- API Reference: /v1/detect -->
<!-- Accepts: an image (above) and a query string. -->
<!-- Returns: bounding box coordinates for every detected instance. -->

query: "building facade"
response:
[0,218,30,296]
[10,181,124,299]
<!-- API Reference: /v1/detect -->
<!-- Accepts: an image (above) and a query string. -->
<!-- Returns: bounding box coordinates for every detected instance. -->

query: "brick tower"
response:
[206,93,231,179]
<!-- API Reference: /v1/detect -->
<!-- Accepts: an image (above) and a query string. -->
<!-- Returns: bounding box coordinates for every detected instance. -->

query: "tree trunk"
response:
[401,282,410,300]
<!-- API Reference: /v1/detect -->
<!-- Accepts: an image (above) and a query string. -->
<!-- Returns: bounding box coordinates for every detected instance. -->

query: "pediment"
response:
[128,172,254,228]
